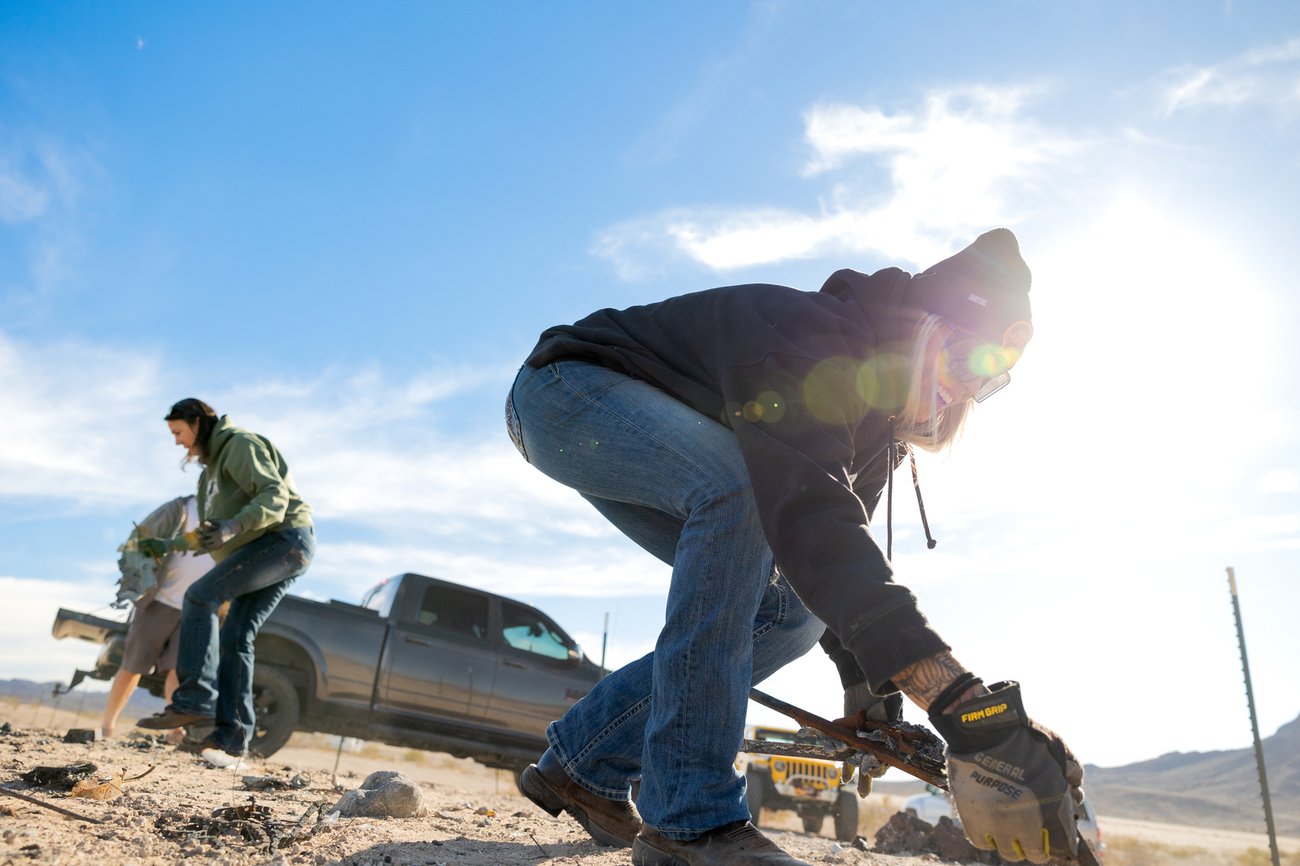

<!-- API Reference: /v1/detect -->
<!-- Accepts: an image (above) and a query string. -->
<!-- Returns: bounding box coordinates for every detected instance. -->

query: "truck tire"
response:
[801,813,825,834]
[250,666,300,757]
[833,789,859,842]
[745,773,765,827]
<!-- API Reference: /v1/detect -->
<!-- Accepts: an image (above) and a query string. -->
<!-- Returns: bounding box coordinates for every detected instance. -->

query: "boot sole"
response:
[631,837,687,866]
[519,764,633,848]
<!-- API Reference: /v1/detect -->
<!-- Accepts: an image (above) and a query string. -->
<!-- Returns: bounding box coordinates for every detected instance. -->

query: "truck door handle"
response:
[503,659,527,669]
[404,636,431,647]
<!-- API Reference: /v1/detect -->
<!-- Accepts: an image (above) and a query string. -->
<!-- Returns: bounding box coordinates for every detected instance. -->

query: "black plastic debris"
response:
[18,763,98,791]
[241,773,309,792]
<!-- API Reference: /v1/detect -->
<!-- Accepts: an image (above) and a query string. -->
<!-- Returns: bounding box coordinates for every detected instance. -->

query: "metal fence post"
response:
[1226,567,1281,866]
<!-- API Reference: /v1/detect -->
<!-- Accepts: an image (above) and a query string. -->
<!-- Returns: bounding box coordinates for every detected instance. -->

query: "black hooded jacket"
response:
[526,267,950,691]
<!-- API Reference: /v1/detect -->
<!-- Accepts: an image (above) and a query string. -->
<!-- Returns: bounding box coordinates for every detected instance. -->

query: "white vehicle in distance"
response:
[902,783,953,826]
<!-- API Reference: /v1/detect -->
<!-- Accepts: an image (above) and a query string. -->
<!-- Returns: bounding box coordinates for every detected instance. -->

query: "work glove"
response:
[837,682,904,794]
[843,681,904,724]
[197,518,243,552]
[135,532,200,558]
[929,681,1083,864]
[135,537,171,559]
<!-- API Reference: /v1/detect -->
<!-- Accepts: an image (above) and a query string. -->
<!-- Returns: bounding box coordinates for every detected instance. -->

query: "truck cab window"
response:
[500,602,574,660]
[360,576,401,617]
[417,586,488,639]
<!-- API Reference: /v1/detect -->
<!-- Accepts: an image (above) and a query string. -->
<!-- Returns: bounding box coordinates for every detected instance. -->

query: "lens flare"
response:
[743,390,787,423]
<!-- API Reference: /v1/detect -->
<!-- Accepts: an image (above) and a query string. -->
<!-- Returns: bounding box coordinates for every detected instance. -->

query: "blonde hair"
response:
[894,313,972,452]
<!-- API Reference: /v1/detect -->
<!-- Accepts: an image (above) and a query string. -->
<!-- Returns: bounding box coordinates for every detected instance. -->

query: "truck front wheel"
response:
[251,666,300,757]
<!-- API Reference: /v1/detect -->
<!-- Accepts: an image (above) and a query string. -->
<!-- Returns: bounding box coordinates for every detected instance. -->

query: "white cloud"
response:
[0,168,50,224]
[0,330,636,597]
[593,84,1084,277]
[305,537,670,605]
[1161,37,1300,116]
[0,575,125,683]
[1257,468,1300,494]
[1,130,98,315]
[0,332,172,506]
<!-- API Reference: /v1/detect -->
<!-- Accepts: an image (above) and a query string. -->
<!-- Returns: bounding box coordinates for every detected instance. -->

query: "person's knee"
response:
[184,584,225,612]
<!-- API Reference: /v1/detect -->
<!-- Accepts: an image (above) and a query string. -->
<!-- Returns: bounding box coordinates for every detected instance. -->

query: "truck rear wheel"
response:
[833,789,860,841]
[801,813,825,834]
[251,666,299,757]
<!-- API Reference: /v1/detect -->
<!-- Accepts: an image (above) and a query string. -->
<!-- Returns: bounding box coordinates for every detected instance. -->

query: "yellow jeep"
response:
[736,724,860,841]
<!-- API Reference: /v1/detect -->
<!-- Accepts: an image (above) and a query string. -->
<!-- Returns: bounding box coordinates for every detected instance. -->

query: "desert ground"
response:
[2,697,1297,866]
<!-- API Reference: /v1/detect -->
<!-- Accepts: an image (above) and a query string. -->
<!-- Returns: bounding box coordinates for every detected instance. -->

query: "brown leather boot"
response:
[520,748,642,848]
[632,821,812,866]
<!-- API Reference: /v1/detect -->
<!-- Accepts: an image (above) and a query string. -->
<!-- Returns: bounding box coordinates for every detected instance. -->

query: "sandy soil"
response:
[0,700,926,866]
[2,699,1297,866]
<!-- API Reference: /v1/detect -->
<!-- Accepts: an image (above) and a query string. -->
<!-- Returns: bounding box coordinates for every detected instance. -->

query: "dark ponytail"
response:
[164,398,219,463]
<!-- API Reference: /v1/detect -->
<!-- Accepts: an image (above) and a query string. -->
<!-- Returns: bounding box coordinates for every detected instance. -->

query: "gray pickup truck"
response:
[52,572,603,776]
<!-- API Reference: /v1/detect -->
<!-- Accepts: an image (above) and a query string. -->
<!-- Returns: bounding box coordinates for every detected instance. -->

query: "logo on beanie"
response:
[967,293,989,307]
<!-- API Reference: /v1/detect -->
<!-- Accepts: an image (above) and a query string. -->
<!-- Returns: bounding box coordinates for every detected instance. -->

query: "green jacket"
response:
[198,416,313,562]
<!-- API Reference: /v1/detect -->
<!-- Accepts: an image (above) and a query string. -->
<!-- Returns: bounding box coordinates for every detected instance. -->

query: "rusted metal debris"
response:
[747,688,947,786]
[738,739,859,762]
[746,689,1102,866]
[155,796,330,853]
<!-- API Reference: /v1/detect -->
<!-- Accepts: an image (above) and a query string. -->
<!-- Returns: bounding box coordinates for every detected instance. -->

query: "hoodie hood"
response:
[906,228,1032,347]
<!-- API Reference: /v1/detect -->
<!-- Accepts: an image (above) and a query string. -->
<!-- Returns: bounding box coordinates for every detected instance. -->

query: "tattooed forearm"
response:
[892,651,970,711]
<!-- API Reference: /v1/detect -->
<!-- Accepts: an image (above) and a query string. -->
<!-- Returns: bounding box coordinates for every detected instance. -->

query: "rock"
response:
[330,770,427,819]
[931,816,996,863]
[874,811,934,855]
[63,728,97,744]
[873,811,1000,864]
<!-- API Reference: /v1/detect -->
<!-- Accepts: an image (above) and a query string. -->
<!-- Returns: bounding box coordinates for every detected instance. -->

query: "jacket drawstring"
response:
[910,448,938,550]
[886,419,896,560]
[884,416,938,560]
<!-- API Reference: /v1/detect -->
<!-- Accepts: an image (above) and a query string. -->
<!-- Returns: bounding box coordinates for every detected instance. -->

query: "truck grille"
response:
[772,757,839,788]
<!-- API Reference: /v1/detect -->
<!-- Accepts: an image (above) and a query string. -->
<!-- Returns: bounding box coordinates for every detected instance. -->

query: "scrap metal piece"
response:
[746,689,1098,866]
[749,688,947,787]
[738,739,857,762]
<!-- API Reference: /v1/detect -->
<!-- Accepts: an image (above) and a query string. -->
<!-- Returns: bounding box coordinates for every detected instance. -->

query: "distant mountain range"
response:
[0,677,165,721]
[1084,712,1300,835]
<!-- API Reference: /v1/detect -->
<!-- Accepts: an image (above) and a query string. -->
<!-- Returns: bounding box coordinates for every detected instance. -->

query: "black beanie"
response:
[907,228,1032,346]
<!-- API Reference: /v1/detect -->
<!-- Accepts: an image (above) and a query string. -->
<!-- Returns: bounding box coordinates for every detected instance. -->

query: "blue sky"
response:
[2,2,1298,772]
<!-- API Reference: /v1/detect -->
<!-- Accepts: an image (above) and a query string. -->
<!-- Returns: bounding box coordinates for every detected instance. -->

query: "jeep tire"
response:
[833,789,860,842]
[745,772,766,826]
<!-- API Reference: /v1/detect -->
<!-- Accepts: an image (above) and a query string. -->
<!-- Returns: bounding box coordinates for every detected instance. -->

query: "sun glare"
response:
[921,192,1277,564]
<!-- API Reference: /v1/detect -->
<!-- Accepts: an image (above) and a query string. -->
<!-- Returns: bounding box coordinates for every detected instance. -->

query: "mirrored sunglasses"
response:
[941,330,1022,403]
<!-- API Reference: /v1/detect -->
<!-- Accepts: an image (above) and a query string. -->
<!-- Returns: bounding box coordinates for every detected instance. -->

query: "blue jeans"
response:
[170,525,314,753]
[509,361,825,840]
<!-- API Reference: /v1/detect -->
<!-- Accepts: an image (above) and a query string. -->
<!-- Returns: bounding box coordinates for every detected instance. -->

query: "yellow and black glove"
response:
[929,680,1083,864]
